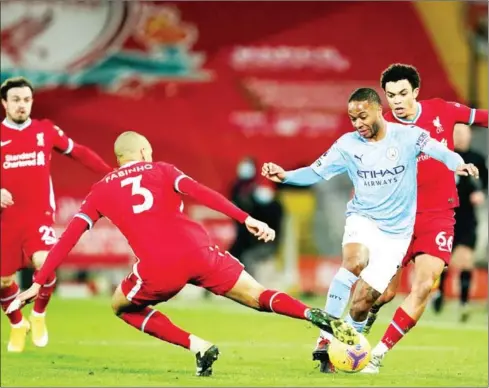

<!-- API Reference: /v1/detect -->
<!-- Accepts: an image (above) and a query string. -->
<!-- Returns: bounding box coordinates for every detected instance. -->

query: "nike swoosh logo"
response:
[1,140,12,147]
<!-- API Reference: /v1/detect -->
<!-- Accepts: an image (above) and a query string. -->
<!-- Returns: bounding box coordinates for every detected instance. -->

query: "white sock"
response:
[189,334,212,354]
[319,330,334,342]
[11,320,25,328]
[31,310,46,317]
[372,341,389,356]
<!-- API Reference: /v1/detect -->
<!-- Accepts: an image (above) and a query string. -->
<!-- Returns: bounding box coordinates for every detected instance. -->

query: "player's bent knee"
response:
[0,275,15,289]
[224,271,266,309]
[31,251,49,269]
[342,244,369,276]
[111,285,132,316]
[342,257,367,277]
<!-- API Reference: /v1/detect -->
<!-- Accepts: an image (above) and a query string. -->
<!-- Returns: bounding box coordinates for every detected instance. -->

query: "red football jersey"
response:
[384,98,477,212]
[1,118,75,220]
[77,161,212,269]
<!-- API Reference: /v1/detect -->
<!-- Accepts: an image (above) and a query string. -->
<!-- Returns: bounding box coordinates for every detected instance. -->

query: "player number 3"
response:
[121,175,154,214]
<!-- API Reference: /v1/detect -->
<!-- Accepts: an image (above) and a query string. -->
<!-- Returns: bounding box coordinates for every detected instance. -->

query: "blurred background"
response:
[1,0,487,304]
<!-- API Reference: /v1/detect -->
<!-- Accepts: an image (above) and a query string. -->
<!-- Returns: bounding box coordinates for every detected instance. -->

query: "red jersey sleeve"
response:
[34,188,102,285]
[160,163,249,223]
[47,121,113,174]
[46,121,74,154]
[445,100,488,127]
[75,189,103,230]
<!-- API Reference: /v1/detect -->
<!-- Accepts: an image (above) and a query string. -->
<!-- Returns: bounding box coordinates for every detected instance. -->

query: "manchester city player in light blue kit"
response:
[261,88,479,373]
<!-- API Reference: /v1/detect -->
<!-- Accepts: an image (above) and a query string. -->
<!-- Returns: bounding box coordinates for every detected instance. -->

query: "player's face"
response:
[384,80,419,118]
[2,87,33,124]
[348,100,383,139]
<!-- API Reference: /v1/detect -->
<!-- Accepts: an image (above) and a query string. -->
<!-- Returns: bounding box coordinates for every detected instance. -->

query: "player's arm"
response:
[6,194,102,311]
[173,171,249,223]
[414,128,478,177]
[446,101,488,127]
[34,194,102,286]
[49,123,113,174]
[290,141,347,185]
[262,142,347,186]
[167,165,274,241]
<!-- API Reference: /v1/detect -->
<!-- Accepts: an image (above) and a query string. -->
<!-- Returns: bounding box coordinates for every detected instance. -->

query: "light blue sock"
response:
[345,313,368,333]
[324,267,359,319]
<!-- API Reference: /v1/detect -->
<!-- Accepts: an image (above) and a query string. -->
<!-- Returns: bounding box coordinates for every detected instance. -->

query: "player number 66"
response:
[435,231,453,253]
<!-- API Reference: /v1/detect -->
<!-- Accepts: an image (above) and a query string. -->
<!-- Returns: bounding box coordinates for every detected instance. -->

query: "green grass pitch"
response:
[1,294,487,386]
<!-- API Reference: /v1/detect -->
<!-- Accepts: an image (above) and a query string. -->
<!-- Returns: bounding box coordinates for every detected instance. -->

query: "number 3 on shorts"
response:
[435,231,453,253]
[121,175,154,214]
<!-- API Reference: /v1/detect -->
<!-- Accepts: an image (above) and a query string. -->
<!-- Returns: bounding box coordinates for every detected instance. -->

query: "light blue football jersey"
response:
[310,122,463,238]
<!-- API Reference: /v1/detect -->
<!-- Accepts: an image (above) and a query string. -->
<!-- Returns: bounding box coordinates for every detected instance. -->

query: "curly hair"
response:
[380,64,421,91]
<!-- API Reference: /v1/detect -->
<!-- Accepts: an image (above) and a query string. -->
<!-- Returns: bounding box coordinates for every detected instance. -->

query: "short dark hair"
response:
[0,77,34,101]
[380,63,421,90]
[348,87,382,106]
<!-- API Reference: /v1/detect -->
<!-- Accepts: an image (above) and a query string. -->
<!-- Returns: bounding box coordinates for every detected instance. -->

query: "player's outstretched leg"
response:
[223,271,360,345]
[111,285,219,377]
[30,251,57,348]
[363,269,401,335]
[362,254,443,374]
[311,242,370,373]
[0,275,30,352]
[312,278,384,373]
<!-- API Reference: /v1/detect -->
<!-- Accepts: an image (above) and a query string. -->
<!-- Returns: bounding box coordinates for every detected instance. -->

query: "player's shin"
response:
[32,271,56,315]
[119,307,212,353]
[374,307,416,358]
[258,289,311,319]
[320,267,358,337]
[460,270,472,306]
[0,281,23,325]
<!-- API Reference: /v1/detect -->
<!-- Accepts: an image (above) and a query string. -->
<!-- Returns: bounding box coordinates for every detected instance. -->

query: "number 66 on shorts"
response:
[401,210,455,267]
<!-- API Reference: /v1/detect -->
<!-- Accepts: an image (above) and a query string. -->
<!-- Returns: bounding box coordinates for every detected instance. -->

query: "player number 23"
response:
[121,175,154,214]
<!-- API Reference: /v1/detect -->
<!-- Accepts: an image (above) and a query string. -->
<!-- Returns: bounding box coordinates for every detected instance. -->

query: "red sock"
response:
[381,307,417,349]
[0,282,23,325]
[258,290,309,319]
[33,272,56,314]
[120,307,191,350]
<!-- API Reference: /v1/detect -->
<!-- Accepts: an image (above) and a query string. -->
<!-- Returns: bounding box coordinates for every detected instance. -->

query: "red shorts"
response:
[120,245,244,306]
[0,214,57,277]
[402,209,455,267]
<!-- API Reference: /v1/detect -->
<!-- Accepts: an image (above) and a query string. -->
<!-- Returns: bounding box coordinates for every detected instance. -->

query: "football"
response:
[328,333,372,373]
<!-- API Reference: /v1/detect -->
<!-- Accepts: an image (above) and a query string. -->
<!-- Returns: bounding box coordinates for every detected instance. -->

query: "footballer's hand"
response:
[5,283,41,314]
[244,216,276,243]
[470,191,485,206]
[456,163,479,178]
[261,162,286,183]
[1,188,14,208]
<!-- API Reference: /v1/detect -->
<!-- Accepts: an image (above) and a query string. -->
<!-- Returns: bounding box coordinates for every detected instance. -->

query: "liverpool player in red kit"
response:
[0,77,113,352]
[9,131,358,377]
[357,64,488,373]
